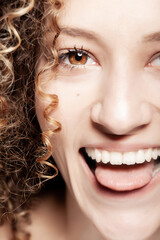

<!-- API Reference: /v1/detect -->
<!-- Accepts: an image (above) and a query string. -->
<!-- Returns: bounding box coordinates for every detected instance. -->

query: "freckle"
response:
[77,93,80,96]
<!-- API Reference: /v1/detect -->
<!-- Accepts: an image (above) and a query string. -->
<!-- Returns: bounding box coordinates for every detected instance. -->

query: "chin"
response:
[89,208,160,240]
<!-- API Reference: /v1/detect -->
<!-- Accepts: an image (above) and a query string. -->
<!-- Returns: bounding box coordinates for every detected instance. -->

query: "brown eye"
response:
[59,49,97,69]
[68,52,88,65]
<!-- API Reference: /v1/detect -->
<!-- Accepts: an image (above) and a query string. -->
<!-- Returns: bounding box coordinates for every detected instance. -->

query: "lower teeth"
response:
[152,160,160,177]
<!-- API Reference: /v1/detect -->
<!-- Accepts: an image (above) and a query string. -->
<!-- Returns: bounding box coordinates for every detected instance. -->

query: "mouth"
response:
[80,147,160,192]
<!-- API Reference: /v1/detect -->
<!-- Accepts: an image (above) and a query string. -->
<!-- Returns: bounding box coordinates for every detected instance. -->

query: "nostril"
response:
[92,122,130,138]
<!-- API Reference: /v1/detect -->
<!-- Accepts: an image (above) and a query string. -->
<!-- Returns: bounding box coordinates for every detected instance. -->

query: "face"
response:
[36,0,160,239]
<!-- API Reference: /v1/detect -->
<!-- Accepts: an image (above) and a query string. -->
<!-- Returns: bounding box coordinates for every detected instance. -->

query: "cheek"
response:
[36,70,101,129]
[35,73,100,185]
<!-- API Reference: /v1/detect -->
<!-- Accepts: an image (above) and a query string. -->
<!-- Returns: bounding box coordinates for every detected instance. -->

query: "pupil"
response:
[75,52,83,61]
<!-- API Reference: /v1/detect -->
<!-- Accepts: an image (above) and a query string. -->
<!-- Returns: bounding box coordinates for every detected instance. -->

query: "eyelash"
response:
[58,46,95,70]
[58,47,160,72]
[148,52,160,68]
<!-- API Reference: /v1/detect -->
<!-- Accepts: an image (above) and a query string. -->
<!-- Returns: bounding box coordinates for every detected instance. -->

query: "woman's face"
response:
[36,0,160,239]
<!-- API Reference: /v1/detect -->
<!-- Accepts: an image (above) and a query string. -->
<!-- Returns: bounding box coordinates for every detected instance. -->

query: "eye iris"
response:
[69,52,87,65]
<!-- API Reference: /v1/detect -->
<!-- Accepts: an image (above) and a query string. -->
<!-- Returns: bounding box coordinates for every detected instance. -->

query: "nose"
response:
[91,73,152,136]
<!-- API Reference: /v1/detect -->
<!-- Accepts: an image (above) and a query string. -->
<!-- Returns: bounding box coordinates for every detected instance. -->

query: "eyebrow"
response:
[143,32,160,42]
[60,27,99,41]
[60,27,160,44]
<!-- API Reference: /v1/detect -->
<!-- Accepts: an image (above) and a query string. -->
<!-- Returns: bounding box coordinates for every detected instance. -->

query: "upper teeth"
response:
[85,148,160,165]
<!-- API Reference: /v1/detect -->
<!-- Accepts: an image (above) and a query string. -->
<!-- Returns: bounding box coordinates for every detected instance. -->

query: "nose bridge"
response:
[104,72,136,124]
[93,66,151,135]
[104,69,136,120]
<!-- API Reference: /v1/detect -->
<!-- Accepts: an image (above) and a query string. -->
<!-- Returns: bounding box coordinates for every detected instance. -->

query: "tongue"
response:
[95,161,154,191]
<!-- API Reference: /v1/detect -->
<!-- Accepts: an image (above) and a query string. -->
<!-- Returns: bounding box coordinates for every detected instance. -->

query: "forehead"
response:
[58,0,160,44]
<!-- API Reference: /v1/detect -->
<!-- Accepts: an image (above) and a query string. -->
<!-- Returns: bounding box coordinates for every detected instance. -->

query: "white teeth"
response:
[136,150,144,164]
[145,148,152,162]
[153,149,158,160]
[87,148,95,160]
[110,152,122,165]
[102,150,110,164]
[85,147,160,166]
[95,149,101,163]
[123,152,135,165]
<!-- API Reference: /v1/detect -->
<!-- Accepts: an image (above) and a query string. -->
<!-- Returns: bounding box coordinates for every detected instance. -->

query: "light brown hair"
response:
[0,0,62,238]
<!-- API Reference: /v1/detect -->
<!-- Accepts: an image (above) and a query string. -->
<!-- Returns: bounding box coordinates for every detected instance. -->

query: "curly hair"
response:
[0,0,62,239]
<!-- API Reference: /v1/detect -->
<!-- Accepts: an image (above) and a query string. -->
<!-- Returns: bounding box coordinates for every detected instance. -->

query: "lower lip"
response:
[80,153,160,200]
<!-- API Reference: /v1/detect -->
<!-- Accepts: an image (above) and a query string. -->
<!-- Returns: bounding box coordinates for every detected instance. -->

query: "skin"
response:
[36,0,160,239]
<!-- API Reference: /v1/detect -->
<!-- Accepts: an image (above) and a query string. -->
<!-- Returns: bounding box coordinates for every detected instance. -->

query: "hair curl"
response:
[0,0,63,239]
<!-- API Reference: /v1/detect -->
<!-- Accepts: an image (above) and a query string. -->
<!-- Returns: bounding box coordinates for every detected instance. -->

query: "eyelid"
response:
[58,47,99,65]
[147,51,160,67]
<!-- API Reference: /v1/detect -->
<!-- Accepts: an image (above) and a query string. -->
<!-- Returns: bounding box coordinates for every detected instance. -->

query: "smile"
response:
[81,147,160,193]
[85,147,160,165]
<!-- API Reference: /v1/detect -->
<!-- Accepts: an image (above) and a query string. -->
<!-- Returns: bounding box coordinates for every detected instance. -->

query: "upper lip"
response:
[82,143,160,152]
